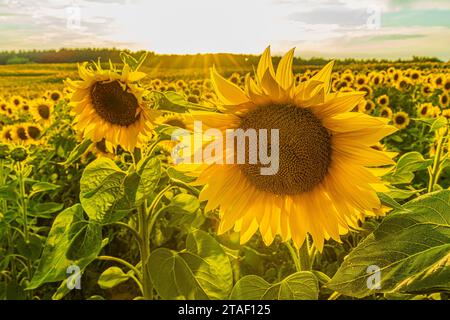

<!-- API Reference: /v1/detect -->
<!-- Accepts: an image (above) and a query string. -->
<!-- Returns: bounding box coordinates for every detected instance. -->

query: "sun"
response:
[187,47,397,250]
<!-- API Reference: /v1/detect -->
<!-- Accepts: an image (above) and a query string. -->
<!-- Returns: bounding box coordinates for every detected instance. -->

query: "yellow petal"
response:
[310,60,334,94]
[257,46,275,83]
[211,67,250,105]
[276,48,295,90]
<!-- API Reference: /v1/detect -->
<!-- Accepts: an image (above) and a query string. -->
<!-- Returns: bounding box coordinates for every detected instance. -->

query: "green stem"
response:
[138,201,153,300]
[0,160,16,280]
[285,242,301,272]
[17,163,34,299]
[17,163,29,242]
[427,126,449,193]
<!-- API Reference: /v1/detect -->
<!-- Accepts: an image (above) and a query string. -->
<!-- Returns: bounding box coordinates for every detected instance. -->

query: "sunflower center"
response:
[51,92,60,101]
[238,104,332,195]
[17,127,27,140]
[38,104,50,119]
[28,126,41,139]
[421,107,428,115]
[396,115,405,124]
[90,81,140,126]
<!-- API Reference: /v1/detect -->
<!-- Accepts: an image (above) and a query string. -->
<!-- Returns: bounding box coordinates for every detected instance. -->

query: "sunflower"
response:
[341,73,354,84]
[21,101,30,113]
[417,103,432,117]
[229,73,241,85]
[65,62,158,151]
[379,106,393,119]
[396,77,411,91]
[387,67,396,75]
[0,125,14,143]
[356,84,372,97]
[26,123,43,142]
[439,92,449,109]
[376,94,389,107]
[444,77,450,92]
[49,90,62,103]
[188,47,396,250]
[355,75,367,86]
[370,73,383,86]
[421,83,433,96]
[31,99,53,125]
[0,100,8,114]
[442,109,450,120]
[393,111,410,129]
[11,124,30,144]
[434,75,444,88]
[431,106,442,118]
[358,99,375,114]
[10,95,22,108]
[410,70,421,82]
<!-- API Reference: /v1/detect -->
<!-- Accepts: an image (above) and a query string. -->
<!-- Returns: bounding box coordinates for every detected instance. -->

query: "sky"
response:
[0,0,449,59]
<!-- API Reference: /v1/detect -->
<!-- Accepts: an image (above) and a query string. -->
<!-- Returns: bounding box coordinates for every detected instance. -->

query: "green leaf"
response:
[16,234,43,261]
[60,138,93,166]
[0,184,18,202]
[28,205,102,290]
[230,272,319,300]
[430,117,448,132]
[167,167,196,184]
[30,182,60,197]
[119,52,147,72]
[384,186,422,200]
[80,158,128,223]
[66,222,102,261]
[165,193,200,215]
[124,156,161,206]
[152,91,214,113]
[98,267,130,289]
[327,190,450,298]
[29,202,64,218]
[378,192,403,211]
[384,151,432,184]
[149,229,233,299]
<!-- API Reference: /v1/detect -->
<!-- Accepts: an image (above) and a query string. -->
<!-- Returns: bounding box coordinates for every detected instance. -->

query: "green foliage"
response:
[230,272,319,300]
[28,205,103,290]
[149,230,233,299]
[328,190,450,298]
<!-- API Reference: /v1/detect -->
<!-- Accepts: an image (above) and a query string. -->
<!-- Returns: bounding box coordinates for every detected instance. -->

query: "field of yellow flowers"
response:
[0,50,449,300]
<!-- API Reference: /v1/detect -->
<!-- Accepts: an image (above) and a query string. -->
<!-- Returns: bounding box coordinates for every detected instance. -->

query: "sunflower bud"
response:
[10,147,28,162]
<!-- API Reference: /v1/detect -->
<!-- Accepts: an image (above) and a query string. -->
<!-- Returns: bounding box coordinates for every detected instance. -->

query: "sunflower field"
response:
[0,49,450,301]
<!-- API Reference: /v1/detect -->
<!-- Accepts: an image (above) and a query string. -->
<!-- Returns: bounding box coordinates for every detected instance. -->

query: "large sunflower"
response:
[66,62,158,151]
[189,47,397,250]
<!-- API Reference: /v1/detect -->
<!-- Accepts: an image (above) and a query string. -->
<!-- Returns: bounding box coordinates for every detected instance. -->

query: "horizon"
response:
[0,47,446,62]
[1,0,449,60]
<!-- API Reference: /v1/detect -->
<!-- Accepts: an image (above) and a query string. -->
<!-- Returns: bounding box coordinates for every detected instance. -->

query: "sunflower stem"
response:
[138,200,153,300]
[285,242,301,272]
[427,125,449,193]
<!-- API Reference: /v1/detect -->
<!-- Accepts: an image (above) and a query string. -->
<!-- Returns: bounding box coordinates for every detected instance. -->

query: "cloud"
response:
[0,0,448,60]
